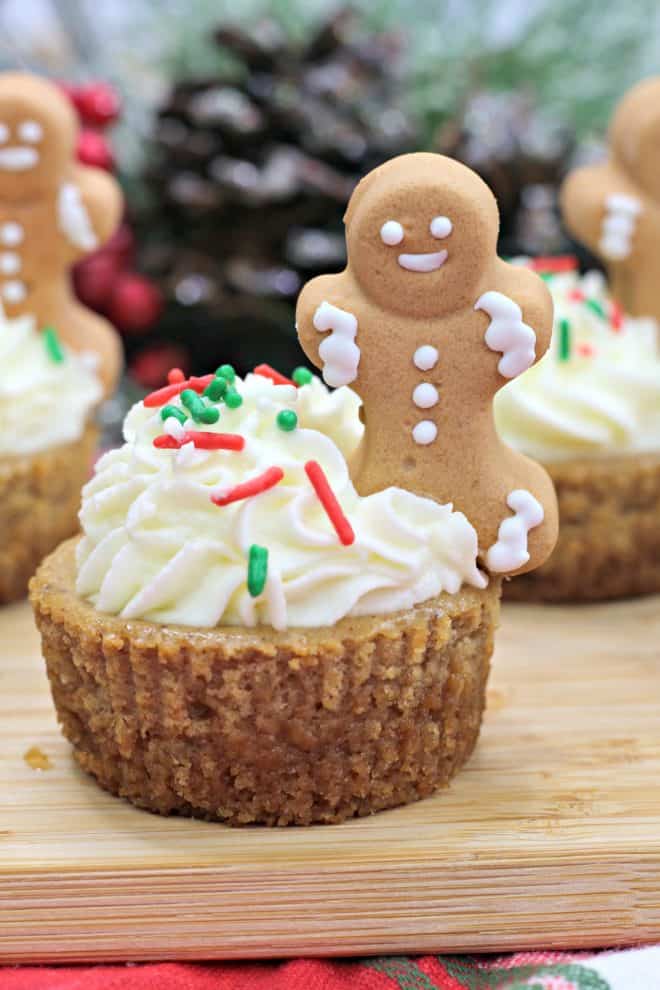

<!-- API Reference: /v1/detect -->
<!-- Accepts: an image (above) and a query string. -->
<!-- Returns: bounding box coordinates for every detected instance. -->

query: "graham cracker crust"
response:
[506,452,660,602]
[31,539,500,825]
[0,424,96,603]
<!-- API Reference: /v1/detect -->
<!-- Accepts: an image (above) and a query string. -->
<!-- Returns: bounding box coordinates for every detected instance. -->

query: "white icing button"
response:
[430,215,452,238]
[2,279,26,303]
[413,345,438,371]
[412,382,439,408]
[0,252,20,275]
[1,222,23,246]
[18,120,43,143]
[412,420,437,445]
[380,220,404,246]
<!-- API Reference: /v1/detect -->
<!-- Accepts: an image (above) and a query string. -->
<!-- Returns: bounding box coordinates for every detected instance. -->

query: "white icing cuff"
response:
[313,300,360,387]
[486,489,544,573]
[476,290,537,379]
[599,193,642,262]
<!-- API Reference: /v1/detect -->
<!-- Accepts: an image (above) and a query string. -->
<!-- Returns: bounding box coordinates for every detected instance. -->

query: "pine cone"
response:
[436,90,575,258]
[137,8,417,375]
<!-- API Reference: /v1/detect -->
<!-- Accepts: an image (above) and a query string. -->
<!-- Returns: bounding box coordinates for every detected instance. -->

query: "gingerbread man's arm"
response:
[59,164,122,260]
[560,162,643,262]
[296,272,361,388]
[475,261,553,383]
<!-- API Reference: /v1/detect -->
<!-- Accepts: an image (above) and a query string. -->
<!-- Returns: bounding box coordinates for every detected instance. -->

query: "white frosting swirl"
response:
[76,371,485,630]
[495,268,660,461]
[294,374,363,461]
[0,310,101,456]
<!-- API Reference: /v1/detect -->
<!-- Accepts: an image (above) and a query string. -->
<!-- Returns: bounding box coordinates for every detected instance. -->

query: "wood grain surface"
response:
[1,595,659,963]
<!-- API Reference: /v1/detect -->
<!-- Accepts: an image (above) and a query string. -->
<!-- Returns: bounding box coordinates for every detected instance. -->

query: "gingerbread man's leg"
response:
[58,300,123,397]
[484,452,558,576]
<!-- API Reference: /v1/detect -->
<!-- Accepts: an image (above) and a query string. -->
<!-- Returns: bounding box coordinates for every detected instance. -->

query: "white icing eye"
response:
[19,120,43,143]
[430,216,452,239]
[0,124,8,144]
[380,220,404,246]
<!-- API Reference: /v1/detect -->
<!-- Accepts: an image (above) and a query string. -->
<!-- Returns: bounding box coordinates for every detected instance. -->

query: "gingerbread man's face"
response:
[344,153,499,318]
[0,74,77,200]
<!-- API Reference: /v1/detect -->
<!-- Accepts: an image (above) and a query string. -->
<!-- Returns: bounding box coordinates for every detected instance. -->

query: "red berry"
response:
[108,273,163,334]
[104,222,135,268]
[75,82,121,127]
[77,130,115,171]
[130,344,191,389]
[73,251,121,311]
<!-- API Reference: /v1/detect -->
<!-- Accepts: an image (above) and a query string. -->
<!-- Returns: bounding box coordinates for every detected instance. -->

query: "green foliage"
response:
[144,0,660,146]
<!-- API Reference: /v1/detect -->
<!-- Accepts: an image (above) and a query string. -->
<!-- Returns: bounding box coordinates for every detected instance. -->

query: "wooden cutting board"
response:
[1,595,659,964]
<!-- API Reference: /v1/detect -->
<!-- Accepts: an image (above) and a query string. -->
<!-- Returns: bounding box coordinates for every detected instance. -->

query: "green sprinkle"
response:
[292,366,313,386]
[247,544,268,598]
[586,298,606,319]
[180,388,199,409]
[558,317,571,362]
[198,405,220,424]
[225,388,243,409]
[180,388,207,423]
[276,409,298,432]
[539,272,554,282]
[43,326,64,364]
[160,405,187,425]
[216,363,235,383]
[204,377,228,401]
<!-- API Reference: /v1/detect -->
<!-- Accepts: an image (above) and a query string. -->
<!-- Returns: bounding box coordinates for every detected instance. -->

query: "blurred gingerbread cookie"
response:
[0,72,122,395]
[296,152,558,576]
[561,76,660,324]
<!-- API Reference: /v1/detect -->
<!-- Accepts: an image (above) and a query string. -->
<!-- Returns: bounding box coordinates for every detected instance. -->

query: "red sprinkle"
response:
[577,342,596,358]
[253,363,296,387]
[154,431,245,451]
[211,466,284,507]
[568,288,585,303]
[304,460,355,546]
[528,255,578,274]
[167,367,186,384]
[144,374,215,407]
[610,300,624,332]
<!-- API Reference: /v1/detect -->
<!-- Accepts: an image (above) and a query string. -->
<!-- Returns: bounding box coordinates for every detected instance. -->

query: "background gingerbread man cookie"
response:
[560,76,660,324]
[0,72,123,395]
[296,152,558,576]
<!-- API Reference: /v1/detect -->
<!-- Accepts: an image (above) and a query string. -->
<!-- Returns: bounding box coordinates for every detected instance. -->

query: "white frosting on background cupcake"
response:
[495,267,660,461]
[0,309,101,455]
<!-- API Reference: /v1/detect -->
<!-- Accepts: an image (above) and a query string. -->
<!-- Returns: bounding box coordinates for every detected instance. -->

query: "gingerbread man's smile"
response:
[0,147,39,171]
[397,249,448,273]
[0,119,42,171]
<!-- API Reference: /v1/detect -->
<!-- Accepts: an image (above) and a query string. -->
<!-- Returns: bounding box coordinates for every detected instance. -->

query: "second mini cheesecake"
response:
[496,263,660,602]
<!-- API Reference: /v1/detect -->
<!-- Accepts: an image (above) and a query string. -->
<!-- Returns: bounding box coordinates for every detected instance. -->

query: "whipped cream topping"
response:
[292,373,362,460]
[76,370,485,630]
[495,267,660,461]
[0,310,101,456]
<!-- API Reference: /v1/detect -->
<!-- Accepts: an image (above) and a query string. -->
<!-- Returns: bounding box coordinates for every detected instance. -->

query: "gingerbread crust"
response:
[30,539,501,826]
[505,452,660,602]
[0,424,96,603]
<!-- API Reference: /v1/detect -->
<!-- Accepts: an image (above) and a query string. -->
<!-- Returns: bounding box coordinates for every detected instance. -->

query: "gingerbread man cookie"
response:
[0,73,123,395]
[561,76,660,324]
[296,152,558,575]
